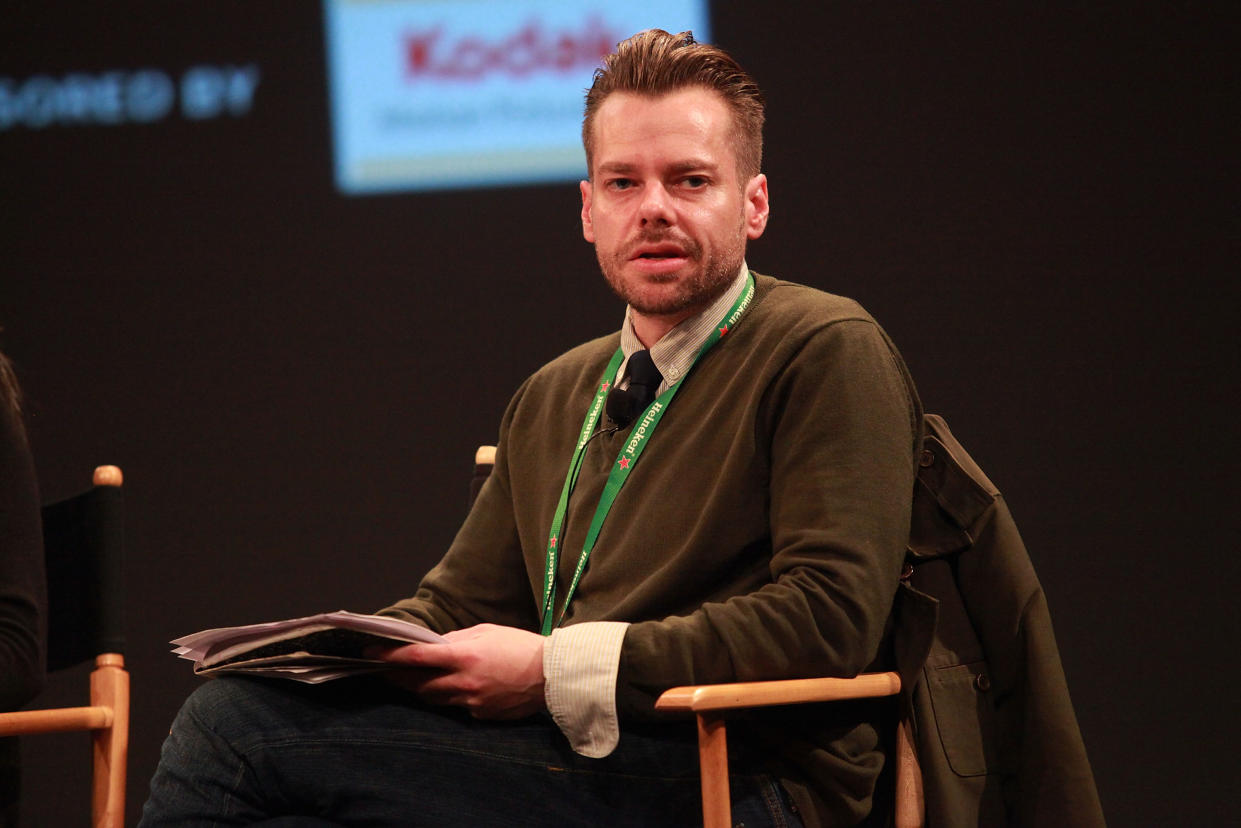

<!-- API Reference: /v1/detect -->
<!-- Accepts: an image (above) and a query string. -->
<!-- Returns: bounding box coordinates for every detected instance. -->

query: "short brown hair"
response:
[582,29,765,179]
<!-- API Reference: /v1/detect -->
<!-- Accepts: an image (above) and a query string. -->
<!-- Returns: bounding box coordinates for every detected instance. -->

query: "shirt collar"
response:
[617,263,750,393]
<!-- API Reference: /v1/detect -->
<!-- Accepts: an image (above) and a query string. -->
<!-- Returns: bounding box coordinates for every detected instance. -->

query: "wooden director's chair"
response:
[470,446,923,828]
[0,465,129,828]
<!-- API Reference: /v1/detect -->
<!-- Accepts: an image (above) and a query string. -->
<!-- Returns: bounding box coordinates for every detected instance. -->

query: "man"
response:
[141,30,921,827]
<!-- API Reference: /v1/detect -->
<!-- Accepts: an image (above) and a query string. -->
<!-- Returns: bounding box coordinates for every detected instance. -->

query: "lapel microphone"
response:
[605,350,663,428]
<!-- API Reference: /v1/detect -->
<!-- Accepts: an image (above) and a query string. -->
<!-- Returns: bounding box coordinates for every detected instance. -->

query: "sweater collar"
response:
[617,263,750,393]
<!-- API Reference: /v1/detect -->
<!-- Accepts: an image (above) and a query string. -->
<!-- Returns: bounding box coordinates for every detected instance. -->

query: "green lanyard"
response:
[540,273,756,635]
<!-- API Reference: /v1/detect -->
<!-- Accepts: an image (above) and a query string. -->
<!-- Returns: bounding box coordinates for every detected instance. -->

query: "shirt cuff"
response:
[543,621,629,758]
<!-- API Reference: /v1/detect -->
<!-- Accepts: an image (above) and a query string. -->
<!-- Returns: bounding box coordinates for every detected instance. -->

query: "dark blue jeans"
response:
[139,676,803,827]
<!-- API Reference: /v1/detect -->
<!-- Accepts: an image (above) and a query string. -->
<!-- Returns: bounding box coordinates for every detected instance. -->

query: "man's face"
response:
[580,88,768,323]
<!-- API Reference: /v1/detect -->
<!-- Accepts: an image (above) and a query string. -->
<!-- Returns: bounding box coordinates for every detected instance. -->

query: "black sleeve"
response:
[0,396,45,711]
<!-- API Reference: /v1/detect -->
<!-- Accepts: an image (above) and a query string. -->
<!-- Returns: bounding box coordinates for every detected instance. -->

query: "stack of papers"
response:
[171,610,445,684]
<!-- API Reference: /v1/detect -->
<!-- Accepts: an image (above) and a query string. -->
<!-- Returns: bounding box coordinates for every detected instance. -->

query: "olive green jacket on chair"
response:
[894,414,1106,826]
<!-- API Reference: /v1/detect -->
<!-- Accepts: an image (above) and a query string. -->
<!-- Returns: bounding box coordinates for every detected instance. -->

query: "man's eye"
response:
[681,176,708,188]
[608,178,634,191]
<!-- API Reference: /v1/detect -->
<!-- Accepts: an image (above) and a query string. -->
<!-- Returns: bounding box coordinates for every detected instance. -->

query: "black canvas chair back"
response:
[41,478,125,670]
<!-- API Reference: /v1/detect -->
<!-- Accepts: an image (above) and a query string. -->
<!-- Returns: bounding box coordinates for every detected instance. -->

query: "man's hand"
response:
[378,623,547,720]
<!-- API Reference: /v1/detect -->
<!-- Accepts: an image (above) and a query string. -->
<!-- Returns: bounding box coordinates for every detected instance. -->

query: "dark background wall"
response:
[2,2,1235,824]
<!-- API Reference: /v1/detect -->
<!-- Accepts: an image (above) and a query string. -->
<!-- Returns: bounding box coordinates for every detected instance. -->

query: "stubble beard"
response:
[597,227,746,318]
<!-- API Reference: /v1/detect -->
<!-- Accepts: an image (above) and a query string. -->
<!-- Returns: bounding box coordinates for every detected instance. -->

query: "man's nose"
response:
[638,185,674,227]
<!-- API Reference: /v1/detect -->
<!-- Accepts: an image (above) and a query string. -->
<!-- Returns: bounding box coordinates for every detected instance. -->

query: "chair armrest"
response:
[0,706,113,736]
[654,671,901,713]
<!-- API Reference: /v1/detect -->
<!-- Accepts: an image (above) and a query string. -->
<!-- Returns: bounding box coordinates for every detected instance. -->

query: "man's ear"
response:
[744,174,769,240]
[580,180,595,243]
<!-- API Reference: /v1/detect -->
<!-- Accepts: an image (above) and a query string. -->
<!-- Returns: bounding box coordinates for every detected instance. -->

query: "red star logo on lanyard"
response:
[601,382,610,392]
[549,536,557,549]
[618,457,631,469]
[719,324,729,336]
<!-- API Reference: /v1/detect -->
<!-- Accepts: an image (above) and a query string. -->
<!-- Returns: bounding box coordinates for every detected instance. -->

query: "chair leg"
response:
[696,712,731,828]
[90,654,129,828]
[894,718,924,828]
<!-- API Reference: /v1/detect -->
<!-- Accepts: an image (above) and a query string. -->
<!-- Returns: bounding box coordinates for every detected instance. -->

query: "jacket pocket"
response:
[925,660,1000,777]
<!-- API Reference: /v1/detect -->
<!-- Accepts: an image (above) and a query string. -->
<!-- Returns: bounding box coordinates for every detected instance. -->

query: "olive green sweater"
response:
[383,274,922,825]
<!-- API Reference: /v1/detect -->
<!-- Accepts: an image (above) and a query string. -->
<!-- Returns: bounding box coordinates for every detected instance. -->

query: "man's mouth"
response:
[631,243,690,261]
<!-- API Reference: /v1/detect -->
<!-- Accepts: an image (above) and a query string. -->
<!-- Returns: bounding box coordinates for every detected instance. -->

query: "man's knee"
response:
[173,677,293,743]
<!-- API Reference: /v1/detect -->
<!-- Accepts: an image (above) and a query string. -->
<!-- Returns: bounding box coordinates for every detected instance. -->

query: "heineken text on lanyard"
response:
[540,273,756,635]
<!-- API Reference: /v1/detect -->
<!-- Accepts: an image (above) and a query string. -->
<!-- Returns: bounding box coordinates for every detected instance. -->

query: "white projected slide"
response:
[323,0,710,194]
